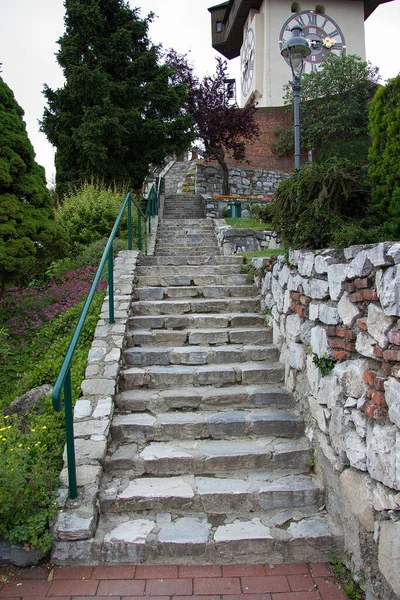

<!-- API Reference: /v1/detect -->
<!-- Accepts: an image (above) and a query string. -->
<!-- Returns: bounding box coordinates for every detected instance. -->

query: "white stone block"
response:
[286,313,303,342]
[351,409,368,438]
[302,278,330,300]
[74,400,92,420]
[297,252,315,277]
[287,273,304,292]
[367,243,392,267]
[340,469,374,531]
[289,342,307,371]
[371,481,400,511]
[309,302,319,321]
[334,360,367,399]
[356,332,377,359]
[310,326,328,358]
[318,303,340,325]
[367,303,394,349]
[366,421,398,490]
[309,395,328,433]
[379,521,400,596]
[387,243,400,264]
[384,377,400,428]
[378,265,400,316]
[345,430,367,471]
[327,263,347,301]
[338,292,362,326]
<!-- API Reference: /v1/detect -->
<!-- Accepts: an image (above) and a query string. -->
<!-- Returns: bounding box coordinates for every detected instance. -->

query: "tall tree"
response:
[273,54,380,162]
[0,76,63,294]
[167,52,259,195]
[369,74,400,239]
[41,0,194,198]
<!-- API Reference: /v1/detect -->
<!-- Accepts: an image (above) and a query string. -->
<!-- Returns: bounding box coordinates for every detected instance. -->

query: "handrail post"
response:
[137,207,142,251]
[127,193,132,251]
[64,369,77,499]
[108,244,114,323]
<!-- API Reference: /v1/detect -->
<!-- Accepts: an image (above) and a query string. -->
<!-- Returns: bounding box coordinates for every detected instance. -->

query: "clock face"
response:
[279,11,346,74]
[241,27,255,96]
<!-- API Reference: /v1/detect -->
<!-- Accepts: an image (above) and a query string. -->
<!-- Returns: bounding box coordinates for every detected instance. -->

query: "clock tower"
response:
[209,0,393,108]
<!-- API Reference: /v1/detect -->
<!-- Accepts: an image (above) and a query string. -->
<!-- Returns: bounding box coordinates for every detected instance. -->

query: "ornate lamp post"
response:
[280,25,311,170]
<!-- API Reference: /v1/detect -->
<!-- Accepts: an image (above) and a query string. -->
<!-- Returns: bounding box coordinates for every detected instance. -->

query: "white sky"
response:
[1,0,399,183]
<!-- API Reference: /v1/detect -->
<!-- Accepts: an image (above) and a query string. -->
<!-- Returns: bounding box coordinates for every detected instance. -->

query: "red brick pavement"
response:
[0,563,349,600]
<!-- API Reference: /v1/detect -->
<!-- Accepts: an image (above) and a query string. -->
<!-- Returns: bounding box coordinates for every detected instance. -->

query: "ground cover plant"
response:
[224,217,270,231]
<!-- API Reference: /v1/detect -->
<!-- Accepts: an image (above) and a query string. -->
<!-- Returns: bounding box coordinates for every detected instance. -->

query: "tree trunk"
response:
[209,146,230,195]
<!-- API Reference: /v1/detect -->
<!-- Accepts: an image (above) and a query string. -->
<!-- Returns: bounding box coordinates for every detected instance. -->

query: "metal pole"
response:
[292,75,301,170]
[127,193,132,250]
[64,369,77,499]
[108,245,114,324]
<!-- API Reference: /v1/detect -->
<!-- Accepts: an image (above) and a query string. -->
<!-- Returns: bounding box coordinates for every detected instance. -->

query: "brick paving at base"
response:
[0,563,349,600]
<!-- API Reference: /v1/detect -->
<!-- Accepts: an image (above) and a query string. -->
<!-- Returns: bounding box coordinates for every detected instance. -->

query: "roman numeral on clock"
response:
[308,13,317,25]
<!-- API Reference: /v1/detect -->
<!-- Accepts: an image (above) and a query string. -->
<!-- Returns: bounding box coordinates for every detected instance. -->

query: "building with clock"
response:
[208,0,392,169]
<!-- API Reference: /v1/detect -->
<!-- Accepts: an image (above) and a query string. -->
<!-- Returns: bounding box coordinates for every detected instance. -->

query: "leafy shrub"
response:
[0,407,64,552]
[252,203,274,226]
[55,182,137,254]
[369,75,400,239]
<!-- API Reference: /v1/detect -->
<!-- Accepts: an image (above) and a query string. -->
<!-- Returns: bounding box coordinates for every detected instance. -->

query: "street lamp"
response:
[280,25,311,170]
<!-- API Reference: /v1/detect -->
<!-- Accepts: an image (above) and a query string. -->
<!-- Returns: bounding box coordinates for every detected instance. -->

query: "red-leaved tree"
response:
[167,52,259,195]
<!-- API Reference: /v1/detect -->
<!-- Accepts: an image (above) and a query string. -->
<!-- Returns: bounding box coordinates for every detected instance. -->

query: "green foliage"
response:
[369,75,400,239]
[55,183,133,254]
[41,0,194,197]
[252,203,274,226]
[329,556,365,600]
[0,408,64,552]
[273,55,379,159]
[0,77,65,289]
[271,158,373,249]
[241,249,284,259]
[311,353,336,377]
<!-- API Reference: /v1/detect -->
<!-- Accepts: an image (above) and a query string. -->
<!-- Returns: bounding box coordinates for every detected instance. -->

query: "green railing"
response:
[52,180,162,499]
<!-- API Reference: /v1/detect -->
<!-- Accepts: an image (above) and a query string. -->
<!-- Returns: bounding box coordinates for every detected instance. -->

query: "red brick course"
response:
[0,563,349,600]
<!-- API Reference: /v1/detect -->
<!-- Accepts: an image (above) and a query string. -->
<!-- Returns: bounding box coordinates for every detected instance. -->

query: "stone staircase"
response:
[162,160,204,220]
[91,200,343,564]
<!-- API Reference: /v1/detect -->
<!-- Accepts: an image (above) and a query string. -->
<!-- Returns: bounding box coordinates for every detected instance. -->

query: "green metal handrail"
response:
[52,181,162,499]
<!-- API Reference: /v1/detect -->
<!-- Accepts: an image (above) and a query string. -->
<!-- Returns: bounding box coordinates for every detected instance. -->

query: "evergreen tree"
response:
[369,74,400,239]
[0,76,63,294]
[41,0,194,197]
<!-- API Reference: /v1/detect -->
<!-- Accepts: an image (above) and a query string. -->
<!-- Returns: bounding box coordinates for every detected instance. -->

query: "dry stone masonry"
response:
[249,242,400,599]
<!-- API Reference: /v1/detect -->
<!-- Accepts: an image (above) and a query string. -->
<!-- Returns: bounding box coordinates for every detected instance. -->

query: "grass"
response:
[241,249,284,259]
[224,218,273,231]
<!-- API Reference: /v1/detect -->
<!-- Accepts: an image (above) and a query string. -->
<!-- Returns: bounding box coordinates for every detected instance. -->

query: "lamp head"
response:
[281,25,311,72]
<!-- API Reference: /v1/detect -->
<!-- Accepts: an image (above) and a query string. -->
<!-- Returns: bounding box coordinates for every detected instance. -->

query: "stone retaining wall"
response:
[251,243,400,599]
[196,164,288,199]
[53,250,140,557]
[214,220,282,253]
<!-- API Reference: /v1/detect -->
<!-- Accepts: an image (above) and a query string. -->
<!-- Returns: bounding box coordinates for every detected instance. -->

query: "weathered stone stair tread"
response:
[137,265,241,276]
[124,344,278,366]
[100,473,323,513]
[134,285,256,300]
[131,297,261,316]
[136,275,251,287]
[115,385,294,412]
[111,408,303,441]
[129,312,266,329]
[105,436,310,474]
[59,511,342,565]
[139,256,243,266]
[119,361,284,389]
[127,326,270,347]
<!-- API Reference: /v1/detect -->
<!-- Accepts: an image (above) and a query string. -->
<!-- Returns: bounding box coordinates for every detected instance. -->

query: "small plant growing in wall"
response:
[308,348,336,377]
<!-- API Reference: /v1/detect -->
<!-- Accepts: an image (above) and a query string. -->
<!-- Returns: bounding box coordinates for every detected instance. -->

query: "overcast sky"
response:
[1,0,399,183]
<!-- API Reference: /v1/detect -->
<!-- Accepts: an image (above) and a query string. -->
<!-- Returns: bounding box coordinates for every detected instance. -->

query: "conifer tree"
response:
[0,76,62,294]
[41,0,194,197]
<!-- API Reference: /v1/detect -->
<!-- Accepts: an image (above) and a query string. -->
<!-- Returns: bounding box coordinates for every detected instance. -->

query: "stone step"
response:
[119,361,284,390]
[115,385,293,413]
[139,256,243,266]
[129,312,266,330]
[105,436,311,475]
[124,344,278,367]
[130,297,261,316]
[134,285,257,301]
[100,473,323,514]
[136,275,250,287]
[137,265,242,276]
[154,247,221,256]
[127,327,270,347]
[53,511,343,565]
[111,408,303,442]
